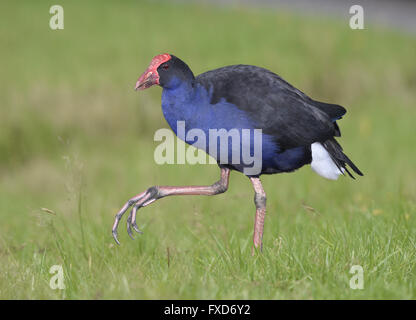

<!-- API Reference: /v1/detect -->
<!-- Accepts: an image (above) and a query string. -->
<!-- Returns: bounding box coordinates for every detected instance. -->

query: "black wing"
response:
[196,65,346,150]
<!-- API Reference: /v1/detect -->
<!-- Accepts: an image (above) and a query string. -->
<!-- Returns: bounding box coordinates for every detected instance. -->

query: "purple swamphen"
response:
[112,54,363,252]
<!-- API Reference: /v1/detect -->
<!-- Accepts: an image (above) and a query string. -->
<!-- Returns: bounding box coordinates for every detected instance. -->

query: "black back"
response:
[196,64,346,150]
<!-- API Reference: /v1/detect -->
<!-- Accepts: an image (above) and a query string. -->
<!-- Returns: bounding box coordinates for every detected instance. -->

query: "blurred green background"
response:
[0,0,415,299]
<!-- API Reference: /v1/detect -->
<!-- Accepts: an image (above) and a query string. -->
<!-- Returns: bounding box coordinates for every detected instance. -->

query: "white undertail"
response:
[311,142,344,180]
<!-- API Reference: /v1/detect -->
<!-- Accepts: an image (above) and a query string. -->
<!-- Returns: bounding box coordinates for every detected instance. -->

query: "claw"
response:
[132,222,143,234]
[112,230,120,245]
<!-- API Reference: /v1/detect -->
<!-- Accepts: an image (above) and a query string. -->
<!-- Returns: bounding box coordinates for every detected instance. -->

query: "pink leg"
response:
[112,168,230,244]
[250,177,267,254]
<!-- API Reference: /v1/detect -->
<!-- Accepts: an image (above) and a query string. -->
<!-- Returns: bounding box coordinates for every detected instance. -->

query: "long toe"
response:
[126,216,135,240]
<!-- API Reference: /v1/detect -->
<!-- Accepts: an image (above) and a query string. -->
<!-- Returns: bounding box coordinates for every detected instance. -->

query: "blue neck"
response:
[161,78,205,134]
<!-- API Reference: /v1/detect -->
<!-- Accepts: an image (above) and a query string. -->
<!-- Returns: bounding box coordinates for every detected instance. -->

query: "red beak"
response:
[135,69,159,91]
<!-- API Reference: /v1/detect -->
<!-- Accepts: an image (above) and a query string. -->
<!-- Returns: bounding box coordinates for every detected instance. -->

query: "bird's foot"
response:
[112,187,160,245]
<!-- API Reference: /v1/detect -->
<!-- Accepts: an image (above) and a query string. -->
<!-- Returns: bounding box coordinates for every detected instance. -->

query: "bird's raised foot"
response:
[111,187,158,245]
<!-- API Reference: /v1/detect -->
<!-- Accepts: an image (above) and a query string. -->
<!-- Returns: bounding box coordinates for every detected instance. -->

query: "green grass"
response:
[0,0,416,299]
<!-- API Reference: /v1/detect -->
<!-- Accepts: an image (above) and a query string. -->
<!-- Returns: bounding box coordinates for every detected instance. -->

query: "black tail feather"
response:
[322,138,363,179]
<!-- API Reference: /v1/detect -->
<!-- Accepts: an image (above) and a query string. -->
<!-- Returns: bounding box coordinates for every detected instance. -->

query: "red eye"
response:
[162,64,169,70]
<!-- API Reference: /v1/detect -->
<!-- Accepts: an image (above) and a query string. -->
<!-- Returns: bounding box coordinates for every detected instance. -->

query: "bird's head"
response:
[135,54,194,91]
